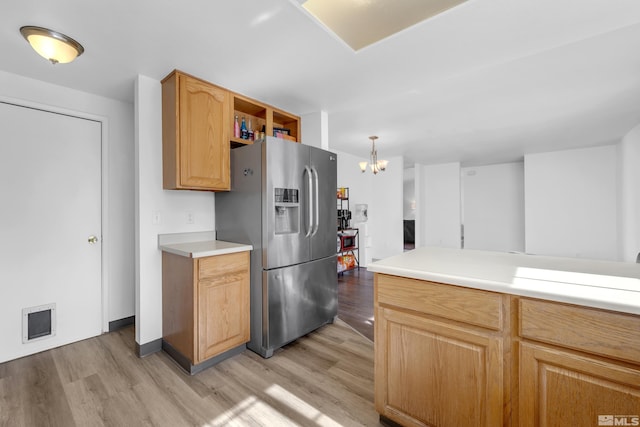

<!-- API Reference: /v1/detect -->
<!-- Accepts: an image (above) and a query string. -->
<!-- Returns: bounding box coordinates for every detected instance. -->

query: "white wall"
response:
[0,70,135,324]
[620,124,640,262]
[334,150,404,264]
[462,162,524,253]
[403,168,416,221]
[301,111,329,150]
[416,162,461,248]
[369,156,404,260]
[334,149,374,266]
[524,145,618,260]
[135,75,215,346]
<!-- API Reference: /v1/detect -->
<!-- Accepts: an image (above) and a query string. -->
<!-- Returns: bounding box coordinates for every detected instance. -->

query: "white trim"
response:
[100,117,110,333]
[0,95,110,333]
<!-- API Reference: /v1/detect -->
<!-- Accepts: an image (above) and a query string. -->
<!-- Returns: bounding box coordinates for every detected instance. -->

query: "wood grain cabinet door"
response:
[178,74,230,190]
[519,342,640,427]
[375,307,505,427]
[196,253,249,363]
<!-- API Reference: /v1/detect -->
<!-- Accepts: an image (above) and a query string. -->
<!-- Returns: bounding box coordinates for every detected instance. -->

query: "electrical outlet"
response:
[186,211,195,224]
[152,211,161,225]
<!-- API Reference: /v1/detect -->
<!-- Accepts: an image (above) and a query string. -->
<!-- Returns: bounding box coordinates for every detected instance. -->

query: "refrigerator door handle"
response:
[311,166,320,236]
[304,165,313,237]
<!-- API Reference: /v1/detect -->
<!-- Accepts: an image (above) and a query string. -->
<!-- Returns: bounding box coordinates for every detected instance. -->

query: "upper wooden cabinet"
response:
[162,70,230,191]
[162,69,301,191]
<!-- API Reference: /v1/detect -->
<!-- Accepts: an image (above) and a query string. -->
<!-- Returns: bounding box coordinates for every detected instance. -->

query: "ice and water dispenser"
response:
[274,188,299,234]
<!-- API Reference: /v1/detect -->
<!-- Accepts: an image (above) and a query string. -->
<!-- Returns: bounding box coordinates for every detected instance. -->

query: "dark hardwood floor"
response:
[337,268,374,342]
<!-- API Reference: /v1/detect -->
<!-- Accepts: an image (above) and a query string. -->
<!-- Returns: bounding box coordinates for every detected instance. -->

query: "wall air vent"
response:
[22,303,56,343]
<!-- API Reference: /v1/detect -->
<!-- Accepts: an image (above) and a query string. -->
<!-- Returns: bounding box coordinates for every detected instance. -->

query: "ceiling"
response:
[2,0,640,167]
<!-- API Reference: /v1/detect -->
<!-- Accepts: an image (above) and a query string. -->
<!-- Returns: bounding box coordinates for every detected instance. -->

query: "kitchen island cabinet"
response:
[375,274,511,426]
[518,298,640,427]
[159,233,252,374]
[377,308,505,425]
[370,247,640,427]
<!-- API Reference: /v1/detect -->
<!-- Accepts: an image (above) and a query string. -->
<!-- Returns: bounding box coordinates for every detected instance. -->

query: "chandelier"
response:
[359,136,388,174]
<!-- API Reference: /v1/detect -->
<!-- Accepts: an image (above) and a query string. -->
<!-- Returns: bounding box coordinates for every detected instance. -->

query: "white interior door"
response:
[0,102,102,363]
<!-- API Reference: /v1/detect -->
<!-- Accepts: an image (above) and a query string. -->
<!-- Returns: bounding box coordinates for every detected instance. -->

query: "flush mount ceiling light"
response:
[359,136,388,174]
[20,26,84,64]
[296,0,467,51]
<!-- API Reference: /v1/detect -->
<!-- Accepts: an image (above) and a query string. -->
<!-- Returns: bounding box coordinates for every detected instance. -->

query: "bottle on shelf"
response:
[240,117,248,140]
[234,116,240,138]
[248,119,254,140]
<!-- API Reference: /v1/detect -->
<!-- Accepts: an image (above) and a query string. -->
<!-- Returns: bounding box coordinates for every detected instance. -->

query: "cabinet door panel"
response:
[197,272,249,362]
[179,75,230,190]
[376,307,504,427]
[520,342,640,427]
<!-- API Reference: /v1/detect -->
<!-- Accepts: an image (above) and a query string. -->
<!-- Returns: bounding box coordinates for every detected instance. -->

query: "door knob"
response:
[88,235,99,244]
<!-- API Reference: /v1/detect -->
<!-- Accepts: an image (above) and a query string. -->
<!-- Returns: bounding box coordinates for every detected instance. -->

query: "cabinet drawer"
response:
[376,274,504,330]
[519,298,640,364]
[198,251,249,280]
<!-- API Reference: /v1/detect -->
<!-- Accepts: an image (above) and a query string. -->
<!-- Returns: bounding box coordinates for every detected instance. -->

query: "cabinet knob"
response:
[88,235,99,244]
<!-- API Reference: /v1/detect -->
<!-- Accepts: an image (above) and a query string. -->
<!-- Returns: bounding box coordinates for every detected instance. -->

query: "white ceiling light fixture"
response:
[20,26,84,65]
[359,136,388,174]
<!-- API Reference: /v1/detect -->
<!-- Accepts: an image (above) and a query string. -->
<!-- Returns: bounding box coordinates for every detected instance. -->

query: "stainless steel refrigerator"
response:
[216,137,338,358]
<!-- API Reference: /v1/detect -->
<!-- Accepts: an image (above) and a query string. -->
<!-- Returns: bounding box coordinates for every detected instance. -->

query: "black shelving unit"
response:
[337,187,359,273]
[337,187,350,231]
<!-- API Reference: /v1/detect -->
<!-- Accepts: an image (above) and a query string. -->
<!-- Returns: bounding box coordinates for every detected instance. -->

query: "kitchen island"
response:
[368,247,640,427]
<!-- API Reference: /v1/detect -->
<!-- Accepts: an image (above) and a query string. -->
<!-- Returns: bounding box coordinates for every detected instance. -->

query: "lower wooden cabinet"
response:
[374,273,640,427]
[375,274,511,427]
[519,342,640,427]
[376,307,505,427]
[518,298,640,427]
[162,251,250,370]
[197,253,250,362]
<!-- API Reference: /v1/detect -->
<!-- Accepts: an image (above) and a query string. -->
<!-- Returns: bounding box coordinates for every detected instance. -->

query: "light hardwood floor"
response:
[0,319,381,426]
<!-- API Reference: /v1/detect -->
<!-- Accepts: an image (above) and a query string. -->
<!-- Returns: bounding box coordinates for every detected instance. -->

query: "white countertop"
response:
[158,231,252,258]
[368,247,640,315]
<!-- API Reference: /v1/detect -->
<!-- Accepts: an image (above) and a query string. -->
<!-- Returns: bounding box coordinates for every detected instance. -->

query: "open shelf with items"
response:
[230,94,266,148]
[272,108,300,142]
[337,187,359,273]
[230,93,300,148]
[337,228,359,274]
